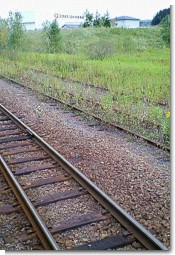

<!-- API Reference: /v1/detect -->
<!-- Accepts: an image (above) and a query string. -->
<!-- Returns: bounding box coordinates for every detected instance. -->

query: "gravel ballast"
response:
[0,79,170,248]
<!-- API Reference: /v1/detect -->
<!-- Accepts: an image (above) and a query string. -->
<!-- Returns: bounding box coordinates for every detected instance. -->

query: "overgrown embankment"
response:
[0,24,170,146]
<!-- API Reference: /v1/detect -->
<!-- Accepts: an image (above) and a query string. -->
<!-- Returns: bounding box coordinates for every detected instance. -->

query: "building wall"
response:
[23,23,36,31]
[21,11,36,30]
[116,20,140,28]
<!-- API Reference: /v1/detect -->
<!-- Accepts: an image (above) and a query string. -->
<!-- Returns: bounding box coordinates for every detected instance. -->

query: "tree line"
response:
[151,7,170,45]
[0,8,170,53]
[83,10,111,28]
[151,7,170,25]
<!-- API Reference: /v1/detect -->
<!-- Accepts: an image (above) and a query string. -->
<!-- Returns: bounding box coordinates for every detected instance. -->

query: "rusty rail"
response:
[0,155,60,250]
[0,103,168,250]
[0,75,170,153]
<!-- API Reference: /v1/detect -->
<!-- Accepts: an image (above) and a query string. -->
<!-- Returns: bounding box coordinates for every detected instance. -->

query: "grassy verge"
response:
[0,27,170,146]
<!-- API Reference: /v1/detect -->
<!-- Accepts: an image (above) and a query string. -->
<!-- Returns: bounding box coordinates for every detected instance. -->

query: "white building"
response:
[22,21,36,30]
[21,11,36,30]
[111,16,140,28]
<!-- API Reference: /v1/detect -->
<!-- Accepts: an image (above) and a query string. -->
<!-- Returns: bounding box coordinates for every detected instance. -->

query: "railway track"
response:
[0,75,170,153]
[0,159,44,250]
[0,103,168,250]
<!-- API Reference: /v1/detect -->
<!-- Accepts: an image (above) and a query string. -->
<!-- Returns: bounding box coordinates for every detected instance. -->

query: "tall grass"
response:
[0,26,170,146]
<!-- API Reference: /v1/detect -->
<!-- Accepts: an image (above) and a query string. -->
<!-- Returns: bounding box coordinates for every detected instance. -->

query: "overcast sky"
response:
[0,0,171,27]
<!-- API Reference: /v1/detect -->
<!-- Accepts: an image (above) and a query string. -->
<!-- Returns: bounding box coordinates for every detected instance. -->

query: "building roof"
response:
[61,22,82,28]
[140,19,151,23]
[114,16,140,21]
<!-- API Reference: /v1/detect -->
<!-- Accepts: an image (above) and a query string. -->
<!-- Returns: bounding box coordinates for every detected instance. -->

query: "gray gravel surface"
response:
[0,177,43,250]
[0,79,170,248]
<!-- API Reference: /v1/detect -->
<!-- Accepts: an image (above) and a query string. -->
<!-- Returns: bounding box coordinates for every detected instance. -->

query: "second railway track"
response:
[0,103,168,250]
[0,75,170,153]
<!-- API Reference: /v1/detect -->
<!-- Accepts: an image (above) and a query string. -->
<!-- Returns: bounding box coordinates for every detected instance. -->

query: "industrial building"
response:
[111,16,140,28]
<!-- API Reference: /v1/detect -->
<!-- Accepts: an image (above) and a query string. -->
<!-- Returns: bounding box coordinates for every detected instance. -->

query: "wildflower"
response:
[166,111,170,118]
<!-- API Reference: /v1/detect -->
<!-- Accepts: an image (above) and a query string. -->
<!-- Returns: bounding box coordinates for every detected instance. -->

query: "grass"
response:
[0,26,170,146]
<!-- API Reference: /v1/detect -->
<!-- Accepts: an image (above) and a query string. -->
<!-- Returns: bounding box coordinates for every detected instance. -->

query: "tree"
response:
[151,8,170,25]
[161,15,170,45]
[83,9,94,27]
[101,11,111,27]
[83,9,111,28]
[0,18,9,49]
[8,11,24,50]
[42,19,61,53]
[93,11,102,27]
[0,12,24,50]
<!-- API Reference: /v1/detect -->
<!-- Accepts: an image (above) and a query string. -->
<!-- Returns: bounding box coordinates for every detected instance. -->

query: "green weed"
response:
[0,26,170,145]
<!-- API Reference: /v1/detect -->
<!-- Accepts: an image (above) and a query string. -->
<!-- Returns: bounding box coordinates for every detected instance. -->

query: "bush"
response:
[42,20,61,53]
[87,39,115,60]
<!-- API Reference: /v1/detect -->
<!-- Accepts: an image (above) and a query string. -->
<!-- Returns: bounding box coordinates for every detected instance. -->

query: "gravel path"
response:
[0,79,170,248]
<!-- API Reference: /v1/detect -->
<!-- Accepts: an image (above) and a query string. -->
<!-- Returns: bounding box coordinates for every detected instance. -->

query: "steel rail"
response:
[0,75,170,153]
[0,155,60,250]
[0,103,168,250]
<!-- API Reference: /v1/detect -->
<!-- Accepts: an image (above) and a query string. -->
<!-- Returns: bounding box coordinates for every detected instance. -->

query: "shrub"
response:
[87,39,115,60]
[42,20,61,53]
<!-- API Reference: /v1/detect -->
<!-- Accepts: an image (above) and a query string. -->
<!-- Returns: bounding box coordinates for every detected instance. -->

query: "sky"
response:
[0,0,172,27]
